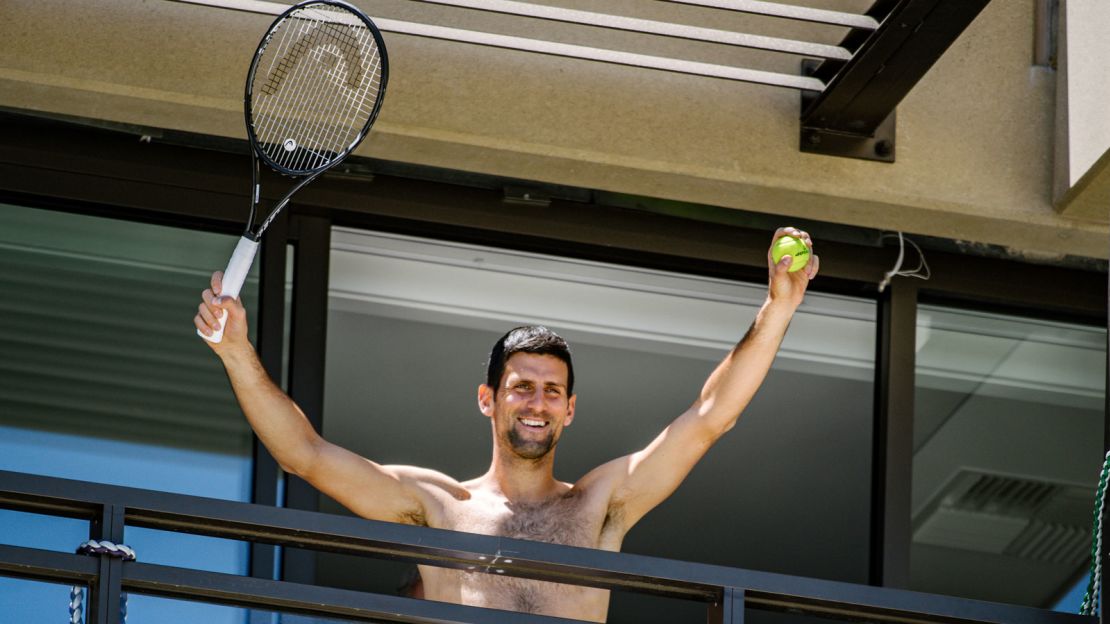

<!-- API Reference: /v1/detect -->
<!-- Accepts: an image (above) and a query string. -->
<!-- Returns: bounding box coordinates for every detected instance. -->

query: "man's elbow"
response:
[277,458,302,477]
[275,440,322,480]
[693,400,740,439]
[275,455,308,479]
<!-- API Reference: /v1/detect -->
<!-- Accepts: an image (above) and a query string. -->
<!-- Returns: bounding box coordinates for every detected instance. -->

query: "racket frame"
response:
[202,0,388,343]
[244,0,389,182]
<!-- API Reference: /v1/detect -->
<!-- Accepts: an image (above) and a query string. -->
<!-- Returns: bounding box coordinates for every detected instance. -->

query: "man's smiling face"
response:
[480,352,576,461]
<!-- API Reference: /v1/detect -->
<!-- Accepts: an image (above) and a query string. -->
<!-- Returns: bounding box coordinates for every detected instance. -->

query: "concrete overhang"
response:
[1,0,1106,260]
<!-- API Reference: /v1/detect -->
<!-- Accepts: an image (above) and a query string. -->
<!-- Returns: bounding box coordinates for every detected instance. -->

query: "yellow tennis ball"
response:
[771,235,811,273]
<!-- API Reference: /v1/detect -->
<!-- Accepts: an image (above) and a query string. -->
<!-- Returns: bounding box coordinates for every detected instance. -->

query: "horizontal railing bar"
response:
[414,0,853,60]
[163,0,827,92]
[747,591,1035,624]
[126,507,717,599]
[0,543,100,585]
[0,470,1092,624]
[0,470,717,601]
[124,560,585,624]
[0,488,100,520]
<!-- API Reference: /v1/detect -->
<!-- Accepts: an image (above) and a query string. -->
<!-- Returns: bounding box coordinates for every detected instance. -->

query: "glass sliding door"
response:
[0,202,259,623]
[321,228,877,622]
[912,304,1107,610]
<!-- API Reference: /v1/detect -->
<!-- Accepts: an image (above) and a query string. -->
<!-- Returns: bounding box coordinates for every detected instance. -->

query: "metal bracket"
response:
[797,0,991,164]
[800,60,896,163]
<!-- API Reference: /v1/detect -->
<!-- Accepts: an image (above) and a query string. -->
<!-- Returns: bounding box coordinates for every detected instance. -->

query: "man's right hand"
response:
[194,270,250,354]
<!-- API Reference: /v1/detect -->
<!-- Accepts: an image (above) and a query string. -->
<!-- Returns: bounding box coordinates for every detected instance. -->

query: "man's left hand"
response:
[767,226,819,308]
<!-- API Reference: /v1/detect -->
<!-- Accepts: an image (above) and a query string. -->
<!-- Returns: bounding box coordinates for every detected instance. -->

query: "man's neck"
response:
[482,446,562,502]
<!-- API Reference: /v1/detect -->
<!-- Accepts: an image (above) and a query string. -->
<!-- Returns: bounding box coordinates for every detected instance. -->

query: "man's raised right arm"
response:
[194,271,433,525]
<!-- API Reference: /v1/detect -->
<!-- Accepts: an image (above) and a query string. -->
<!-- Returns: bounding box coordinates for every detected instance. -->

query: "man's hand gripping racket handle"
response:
[200,236,260,344]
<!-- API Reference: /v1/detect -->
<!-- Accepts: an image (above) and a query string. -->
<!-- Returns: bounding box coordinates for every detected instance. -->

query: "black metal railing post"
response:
[708,587,745,624]
[86,504,125,624]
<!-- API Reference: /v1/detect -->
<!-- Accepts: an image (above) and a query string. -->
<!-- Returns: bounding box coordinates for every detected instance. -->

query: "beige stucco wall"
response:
[0,0,1106,259]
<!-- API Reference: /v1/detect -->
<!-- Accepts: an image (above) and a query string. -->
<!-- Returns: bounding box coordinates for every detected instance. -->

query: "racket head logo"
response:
[283,138,298,152]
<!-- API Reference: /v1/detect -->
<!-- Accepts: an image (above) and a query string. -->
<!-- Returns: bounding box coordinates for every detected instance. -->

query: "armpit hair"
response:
[600,502,625,536]
[397,508,428,526]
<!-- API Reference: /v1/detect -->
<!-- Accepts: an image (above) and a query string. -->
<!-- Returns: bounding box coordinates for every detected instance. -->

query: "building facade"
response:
[0,0,1106,622]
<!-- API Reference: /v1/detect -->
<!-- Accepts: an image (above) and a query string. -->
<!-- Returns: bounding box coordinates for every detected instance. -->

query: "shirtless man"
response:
[194,227,819,622]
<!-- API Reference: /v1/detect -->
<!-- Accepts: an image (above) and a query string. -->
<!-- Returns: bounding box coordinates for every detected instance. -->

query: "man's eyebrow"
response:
[505,376,565,389]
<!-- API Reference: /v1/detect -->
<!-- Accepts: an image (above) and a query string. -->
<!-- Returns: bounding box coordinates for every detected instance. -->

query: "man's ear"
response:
[564,394,577,427]
[478,384,495,418]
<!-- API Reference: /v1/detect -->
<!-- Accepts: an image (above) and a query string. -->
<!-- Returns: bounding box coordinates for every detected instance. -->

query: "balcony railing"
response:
[0,469,1092,624]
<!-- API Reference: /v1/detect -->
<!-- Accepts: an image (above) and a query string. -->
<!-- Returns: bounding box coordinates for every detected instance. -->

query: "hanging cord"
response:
[1081,450,1110,616]
[69,540,136,624]
[878,232,931,293]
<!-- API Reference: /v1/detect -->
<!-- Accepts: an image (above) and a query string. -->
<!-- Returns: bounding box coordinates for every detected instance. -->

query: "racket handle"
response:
[200,236,260,344]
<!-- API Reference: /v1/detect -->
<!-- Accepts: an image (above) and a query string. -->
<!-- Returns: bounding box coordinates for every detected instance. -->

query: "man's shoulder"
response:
[573,455,631,493]
[386,464,471,501]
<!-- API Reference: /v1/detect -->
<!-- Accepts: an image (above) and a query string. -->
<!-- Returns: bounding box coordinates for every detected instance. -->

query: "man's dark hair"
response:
[486,325,574,395]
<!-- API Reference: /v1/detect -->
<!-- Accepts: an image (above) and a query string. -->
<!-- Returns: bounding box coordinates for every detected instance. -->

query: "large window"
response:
[911,304,1107,611]
[0,202,258,623]
[319,228,878,622]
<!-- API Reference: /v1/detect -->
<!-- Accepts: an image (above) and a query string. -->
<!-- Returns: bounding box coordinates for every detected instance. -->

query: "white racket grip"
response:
[200,236,260,344]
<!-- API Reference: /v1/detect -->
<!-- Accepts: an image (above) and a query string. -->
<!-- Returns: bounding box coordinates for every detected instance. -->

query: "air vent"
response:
[953,474,1054,515]
[1008,521,1089,565]
[914,470,1090,564]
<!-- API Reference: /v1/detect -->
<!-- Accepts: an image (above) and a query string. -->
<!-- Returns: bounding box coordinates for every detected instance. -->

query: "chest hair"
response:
[461,490,599,614]
[496,489,592,547]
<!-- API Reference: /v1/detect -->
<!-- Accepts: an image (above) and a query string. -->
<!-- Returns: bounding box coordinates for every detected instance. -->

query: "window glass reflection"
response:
[912,304,1106,610]
[0,202,257,621]
[0,202,255,476]
[0,579,85,624]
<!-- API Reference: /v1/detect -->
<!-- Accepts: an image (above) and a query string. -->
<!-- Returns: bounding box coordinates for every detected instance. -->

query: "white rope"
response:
[878,232,930,293]
[1080,449,1110,615]
[68,540,137,624]
[68,585,82,624]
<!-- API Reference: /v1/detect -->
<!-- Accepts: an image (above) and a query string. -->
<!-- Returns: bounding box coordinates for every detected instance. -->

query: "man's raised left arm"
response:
[584,227,819,533]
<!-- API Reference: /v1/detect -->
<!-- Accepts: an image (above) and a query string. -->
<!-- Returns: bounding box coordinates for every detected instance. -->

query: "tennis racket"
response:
[201,0,388,343]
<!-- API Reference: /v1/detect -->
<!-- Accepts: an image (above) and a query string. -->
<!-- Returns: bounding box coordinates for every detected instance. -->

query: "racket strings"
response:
[281,26,361,167]
[259,23,365,170]
[250,4,384,175]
